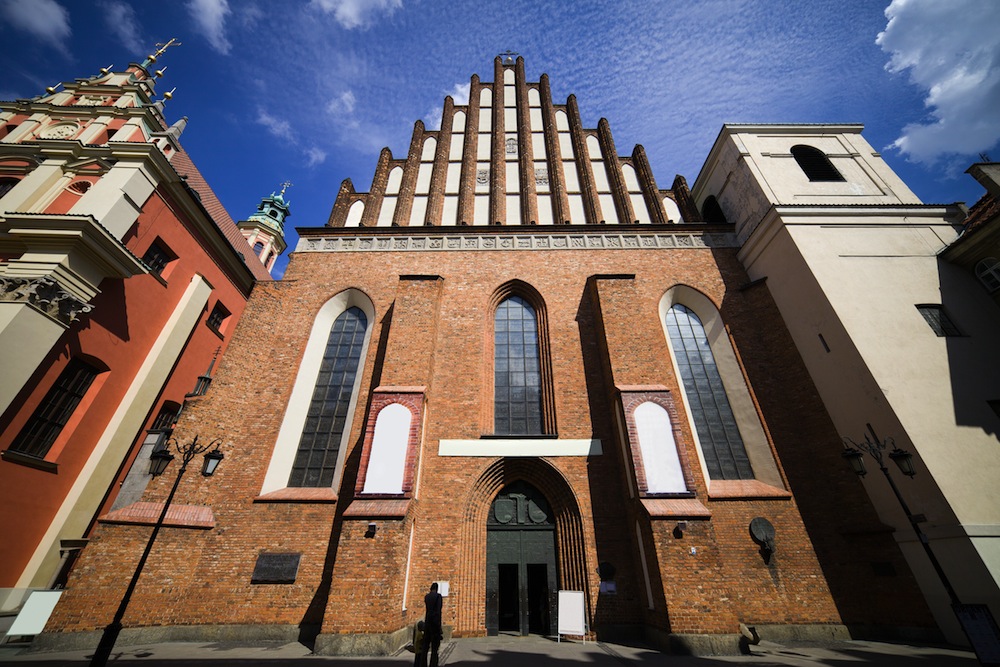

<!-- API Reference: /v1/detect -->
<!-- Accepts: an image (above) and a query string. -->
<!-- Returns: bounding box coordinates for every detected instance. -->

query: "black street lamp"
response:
[841,426,957,605]
[89,436,223,667]
[842,426,1000,663]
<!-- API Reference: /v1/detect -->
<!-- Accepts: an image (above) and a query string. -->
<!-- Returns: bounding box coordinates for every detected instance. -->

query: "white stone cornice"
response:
[0,213,146,302]
[296,230,738,254]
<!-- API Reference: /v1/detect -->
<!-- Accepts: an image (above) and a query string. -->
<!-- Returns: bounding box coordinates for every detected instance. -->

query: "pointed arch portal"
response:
[486,481,556,636]
[457,458,587,637]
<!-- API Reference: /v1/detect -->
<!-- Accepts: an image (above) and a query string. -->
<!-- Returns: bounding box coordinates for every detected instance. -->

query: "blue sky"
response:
[2,0,999,278]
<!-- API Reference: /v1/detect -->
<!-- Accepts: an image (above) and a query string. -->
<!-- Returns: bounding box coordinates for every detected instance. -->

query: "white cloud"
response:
[256,109,294,141]
[423,107,442,131]
[0,0,70,51]
[305,147,327,166]
[424,82,470,130]
[447,82,471,106]
[186,0,232,55]
[238,3,263,29]
[309,0,402,30]
[99,0,144,55]
[877,0,1000,163]
[326,90,357,115]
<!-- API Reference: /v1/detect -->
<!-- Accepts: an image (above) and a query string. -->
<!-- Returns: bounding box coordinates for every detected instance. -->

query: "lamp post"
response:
[90,436,223,667]
[841,426,1000,664]
[841,426,959,606]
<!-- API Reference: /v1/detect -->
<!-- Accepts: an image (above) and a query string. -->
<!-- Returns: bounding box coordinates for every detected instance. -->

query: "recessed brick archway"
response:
[454,457,587,635]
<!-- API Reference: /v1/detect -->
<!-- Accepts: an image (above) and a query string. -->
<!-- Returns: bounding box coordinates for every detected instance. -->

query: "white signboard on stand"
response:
[557,590,586,642]
[6,590,63,637]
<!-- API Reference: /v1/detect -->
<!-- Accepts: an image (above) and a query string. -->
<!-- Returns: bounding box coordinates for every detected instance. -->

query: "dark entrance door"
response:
[486,481,557,636]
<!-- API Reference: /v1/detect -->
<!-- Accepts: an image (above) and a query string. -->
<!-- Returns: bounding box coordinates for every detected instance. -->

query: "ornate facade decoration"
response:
[299,231,737,254]
[0,276,94,325]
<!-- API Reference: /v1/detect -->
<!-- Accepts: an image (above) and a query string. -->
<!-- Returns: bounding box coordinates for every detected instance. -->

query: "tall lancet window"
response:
[290,307,367,487]
[494,296,543,435]
[665,304,753,480]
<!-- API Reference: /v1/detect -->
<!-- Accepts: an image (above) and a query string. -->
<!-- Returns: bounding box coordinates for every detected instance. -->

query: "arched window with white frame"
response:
[261,289,374,494]
[660,286,783,488]
[488,281,556,436]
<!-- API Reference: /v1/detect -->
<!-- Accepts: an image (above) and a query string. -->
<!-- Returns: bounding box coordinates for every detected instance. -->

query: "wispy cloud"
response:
[256,108,334,168]
[186,0,232,55]
[877,0,1000,163]
[448,82,471,106]
[305,147,327,166]
[0,0,70,53]
[238,3,263,29]
[309,0,402,30]
[99,0,144,55]
[424,82,470,130]
[326,90,357,115]
[256,108,294,141]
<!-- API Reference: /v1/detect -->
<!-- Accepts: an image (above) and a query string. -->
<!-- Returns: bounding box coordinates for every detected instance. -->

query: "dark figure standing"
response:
[424,582,443,667]
[412,620,427,667]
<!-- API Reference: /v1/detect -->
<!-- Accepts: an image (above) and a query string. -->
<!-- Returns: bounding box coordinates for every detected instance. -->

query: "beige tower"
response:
[693,124,1000,645]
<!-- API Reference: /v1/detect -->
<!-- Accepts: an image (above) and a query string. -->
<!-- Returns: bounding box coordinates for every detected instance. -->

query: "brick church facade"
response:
[39,56,955,654]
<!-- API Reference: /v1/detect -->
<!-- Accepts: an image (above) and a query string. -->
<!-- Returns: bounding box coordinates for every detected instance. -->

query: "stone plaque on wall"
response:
[251,553,301,584]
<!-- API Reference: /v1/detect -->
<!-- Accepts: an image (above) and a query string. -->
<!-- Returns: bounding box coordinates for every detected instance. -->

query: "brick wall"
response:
[45,239,934,643]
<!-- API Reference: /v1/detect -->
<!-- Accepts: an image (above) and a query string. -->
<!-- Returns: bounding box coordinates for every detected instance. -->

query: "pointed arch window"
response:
[791,145,845,182]
[494,296,544,435]
[289,306,368,487]
[665,304,753,480]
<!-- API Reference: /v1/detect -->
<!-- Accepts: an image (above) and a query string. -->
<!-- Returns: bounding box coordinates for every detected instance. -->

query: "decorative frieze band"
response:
[0,276,94,325]
[297,231,738,254]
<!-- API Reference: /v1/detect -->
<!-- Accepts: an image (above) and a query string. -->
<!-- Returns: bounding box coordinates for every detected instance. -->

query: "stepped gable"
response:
[326,56,693,228]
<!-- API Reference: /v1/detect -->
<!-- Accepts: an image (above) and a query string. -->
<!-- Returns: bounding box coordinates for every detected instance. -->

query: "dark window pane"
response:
[289,307,367,487]
[791,145,845,182]
[10,359,99,458]
[917,305,961,337]
[665,304,753,480]
[142,241,174,276]
[494,296,544,435]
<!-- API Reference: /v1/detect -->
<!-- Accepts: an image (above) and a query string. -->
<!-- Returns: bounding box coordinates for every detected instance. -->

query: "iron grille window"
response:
[917,305,961,337]
[142,241,174,276]
[9,359,99,458]
[151,403,180,431]
[289,307,367,487]
[494,296,543,435]
[791,145,845,182]
[665,304,753,480]
[206,302,229,333]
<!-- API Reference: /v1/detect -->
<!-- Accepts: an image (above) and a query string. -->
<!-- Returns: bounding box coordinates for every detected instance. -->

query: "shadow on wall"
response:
[939,260,1000,437]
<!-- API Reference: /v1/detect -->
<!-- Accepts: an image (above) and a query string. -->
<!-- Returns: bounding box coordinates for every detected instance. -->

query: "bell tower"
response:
[238,182,290,274]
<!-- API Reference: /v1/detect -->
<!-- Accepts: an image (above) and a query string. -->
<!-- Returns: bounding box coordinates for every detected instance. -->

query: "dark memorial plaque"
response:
[954,604,1000,666]
[251,553,301,584]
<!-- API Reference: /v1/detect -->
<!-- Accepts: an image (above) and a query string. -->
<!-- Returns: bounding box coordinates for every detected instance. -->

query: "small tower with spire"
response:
[238,181,290,274]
